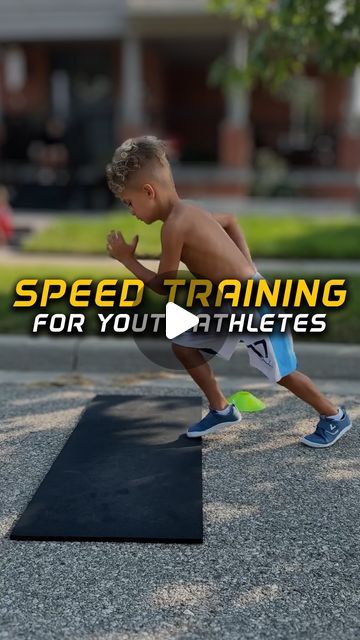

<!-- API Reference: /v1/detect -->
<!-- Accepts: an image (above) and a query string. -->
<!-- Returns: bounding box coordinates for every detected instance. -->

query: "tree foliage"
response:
[208,0,360,91]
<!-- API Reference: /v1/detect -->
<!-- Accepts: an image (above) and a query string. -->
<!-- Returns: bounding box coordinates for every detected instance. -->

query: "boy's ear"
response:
[143,183,155,199]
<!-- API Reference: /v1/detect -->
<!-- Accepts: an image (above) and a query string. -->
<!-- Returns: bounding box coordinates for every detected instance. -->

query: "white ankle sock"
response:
[326,407,343,421]
[213,404,232,415]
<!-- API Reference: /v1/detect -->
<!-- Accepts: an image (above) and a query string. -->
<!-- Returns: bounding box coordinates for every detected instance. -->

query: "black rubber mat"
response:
[10,395,203,543]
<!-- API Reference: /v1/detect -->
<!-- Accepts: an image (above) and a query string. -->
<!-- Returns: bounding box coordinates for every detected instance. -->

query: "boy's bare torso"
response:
[161,202,256,283]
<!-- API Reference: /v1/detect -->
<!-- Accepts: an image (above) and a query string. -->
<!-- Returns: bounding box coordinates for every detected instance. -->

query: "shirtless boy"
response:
[106,135,351,448]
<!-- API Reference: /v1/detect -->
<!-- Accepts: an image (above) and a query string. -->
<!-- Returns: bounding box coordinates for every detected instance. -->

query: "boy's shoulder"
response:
[163,201,209,231]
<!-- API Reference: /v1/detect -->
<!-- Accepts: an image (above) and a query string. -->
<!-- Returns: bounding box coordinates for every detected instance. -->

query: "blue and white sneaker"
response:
[186,403,241,438]
[301,406,352,448]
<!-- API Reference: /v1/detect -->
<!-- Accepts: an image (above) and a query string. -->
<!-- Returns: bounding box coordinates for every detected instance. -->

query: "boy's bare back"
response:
[160,201,256,284]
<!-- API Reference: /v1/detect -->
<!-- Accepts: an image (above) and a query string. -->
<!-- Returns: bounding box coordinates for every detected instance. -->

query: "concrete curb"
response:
[1,336,359,380]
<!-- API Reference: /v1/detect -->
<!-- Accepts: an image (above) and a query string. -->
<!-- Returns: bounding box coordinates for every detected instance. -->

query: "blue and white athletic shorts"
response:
[172,272,297,383]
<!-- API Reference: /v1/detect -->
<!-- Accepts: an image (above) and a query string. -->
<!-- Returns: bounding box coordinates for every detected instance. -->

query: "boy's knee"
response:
[277,371,298,386]
[172,343,202,367]
[172,343,193,359]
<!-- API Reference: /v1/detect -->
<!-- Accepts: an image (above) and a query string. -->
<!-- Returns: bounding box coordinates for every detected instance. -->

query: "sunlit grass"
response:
[22,213,360,259]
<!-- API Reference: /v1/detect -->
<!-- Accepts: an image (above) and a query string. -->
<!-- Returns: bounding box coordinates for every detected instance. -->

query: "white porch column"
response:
[225,29,249,127]
[219,29,252,170]
[338,68,360,171]
[346,67,360,132]
[119,33,146,140]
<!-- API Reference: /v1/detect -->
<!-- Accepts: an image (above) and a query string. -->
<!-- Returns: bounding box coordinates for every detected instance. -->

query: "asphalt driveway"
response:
[1,374,359,640]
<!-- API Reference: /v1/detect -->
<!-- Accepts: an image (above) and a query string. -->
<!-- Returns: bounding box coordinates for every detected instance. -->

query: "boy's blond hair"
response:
[106,135,167,197]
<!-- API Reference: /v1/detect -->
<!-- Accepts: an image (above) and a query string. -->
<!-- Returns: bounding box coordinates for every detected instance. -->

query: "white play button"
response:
[165,302,199,339]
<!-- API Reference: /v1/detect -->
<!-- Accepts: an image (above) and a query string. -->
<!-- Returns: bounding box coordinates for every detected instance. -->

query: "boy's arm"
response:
[156,220,183,284]
[213,213,255,270]
[107,230,163,294]
[107,225,183,296]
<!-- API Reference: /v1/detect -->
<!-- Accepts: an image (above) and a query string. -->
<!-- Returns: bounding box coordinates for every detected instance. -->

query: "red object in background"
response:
[0,204,14,240]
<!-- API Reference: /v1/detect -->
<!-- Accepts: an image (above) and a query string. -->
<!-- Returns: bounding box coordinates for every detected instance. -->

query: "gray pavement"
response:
[190,196,358,216]
[12,197,359,223]
[2,202,358,638]
[1,336,360,381]
[1,245,360,274]
[0,372,359,640]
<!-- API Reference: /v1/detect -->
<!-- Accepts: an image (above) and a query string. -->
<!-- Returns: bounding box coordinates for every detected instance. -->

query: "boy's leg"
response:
[172,343,241,437]
[243,327,352,446]
[278,370,352,447]
[277,370,338,416]
[172,343,228,410]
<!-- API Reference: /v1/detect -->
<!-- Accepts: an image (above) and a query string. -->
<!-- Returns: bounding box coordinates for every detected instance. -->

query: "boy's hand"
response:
[106,230,139,263]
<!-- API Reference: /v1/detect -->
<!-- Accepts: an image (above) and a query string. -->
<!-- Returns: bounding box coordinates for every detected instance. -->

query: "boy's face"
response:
[120,184,158,224]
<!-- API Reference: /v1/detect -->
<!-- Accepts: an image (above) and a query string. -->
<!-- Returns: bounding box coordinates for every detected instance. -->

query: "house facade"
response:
[0,0,359,208]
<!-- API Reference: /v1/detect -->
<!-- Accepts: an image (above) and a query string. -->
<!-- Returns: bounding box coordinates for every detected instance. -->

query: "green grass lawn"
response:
[1,263,358,342]
[22,213,360,260]
[23,213,162,257]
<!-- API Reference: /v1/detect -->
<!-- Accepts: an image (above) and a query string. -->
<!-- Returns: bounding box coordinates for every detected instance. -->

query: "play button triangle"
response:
[165,302,199,340]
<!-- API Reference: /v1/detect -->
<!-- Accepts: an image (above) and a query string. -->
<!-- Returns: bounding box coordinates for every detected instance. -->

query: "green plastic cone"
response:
[227,391,266,413]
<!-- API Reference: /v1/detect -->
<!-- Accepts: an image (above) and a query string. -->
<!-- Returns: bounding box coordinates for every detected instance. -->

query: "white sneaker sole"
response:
[300,423,352,448]
[186,416,242,438]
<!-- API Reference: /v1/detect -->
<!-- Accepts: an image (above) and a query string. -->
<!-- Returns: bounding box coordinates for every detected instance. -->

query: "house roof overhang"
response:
[126,0,236,37]
[0,0,236,42]
[0,0,126,41]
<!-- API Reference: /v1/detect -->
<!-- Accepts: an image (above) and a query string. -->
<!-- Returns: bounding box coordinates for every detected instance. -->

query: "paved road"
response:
[1,337,360,380]
[0,372,359,640]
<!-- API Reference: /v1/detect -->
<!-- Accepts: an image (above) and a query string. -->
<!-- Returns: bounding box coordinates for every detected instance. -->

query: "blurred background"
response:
[0,0,359,210]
